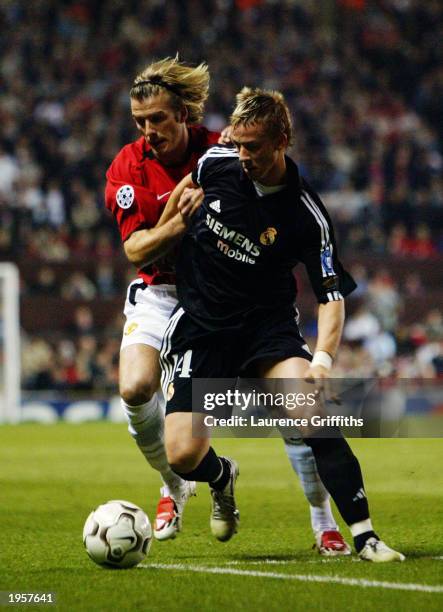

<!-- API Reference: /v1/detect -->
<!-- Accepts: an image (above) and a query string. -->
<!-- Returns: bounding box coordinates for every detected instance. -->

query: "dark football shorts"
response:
[160,305,312,415]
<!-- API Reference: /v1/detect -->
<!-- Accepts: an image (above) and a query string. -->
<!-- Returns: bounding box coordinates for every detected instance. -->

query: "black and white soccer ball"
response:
[83,500,152,568]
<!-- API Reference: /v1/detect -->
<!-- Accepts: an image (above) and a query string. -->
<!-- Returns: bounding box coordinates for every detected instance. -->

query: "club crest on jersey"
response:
[260,227,277,245]
[116,184,134,209]
[320,247,334,275]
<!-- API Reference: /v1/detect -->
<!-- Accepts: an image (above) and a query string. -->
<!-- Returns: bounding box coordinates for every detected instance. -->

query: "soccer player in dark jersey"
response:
[158,87,405,562]
[105,58,347,553]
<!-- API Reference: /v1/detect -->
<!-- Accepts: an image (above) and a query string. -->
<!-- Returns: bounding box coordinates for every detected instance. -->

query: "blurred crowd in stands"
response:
[0,0,441,391]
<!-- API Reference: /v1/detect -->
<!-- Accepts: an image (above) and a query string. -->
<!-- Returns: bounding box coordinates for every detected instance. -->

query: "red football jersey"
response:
[105,125,220,285]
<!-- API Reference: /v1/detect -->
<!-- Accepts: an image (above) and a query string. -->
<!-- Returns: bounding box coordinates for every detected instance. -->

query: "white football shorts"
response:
[121,280,178,351]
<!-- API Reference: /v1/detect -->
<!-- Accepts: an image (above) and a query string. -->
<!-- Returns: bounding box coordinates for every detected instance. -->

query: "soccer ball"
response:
[83,500,152,568]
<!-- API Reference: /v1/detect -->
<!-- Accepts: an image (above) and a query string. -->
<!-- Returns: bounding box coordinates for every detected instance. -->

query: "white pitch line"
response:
[225,559,346,565]
[140,563,443,594]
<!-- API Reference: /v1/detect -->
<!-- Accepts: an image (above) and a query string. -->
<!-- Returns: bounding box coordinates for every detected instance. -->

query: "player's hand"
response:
[218,125,233,144]
[304,365,341,405]
[304,364,329,383]
[178,187,204,225]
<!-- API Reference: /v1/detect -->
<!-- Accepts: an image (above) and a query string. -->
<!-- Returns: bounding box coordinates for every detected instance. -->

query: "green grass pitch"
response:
[1,423,442,611]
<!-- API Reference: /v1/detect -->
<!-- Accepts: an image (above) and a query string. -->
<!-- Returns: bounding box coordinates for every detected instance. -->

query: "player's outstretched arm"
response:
[305,299,345,382]
[123,173,199,267]
[157,173,201,226]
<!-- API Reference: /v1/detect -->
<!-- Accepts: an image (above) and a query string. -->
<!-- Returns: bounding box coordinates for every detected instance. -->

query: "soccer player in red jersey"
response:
[105,58,348,553]
[105,57,219,540]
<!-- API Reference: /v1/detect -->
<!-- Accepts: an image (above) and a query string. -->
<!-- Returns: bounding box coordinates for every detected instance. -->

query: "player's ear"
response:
[276,132,288,151]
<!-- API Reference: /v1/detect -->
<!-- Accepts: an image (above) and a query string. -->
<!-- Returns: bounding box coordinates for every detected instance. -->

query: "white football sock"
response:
[284,439,338,533]
[121,392,183,491]
[350,518,374,538]
[309,501,338,534]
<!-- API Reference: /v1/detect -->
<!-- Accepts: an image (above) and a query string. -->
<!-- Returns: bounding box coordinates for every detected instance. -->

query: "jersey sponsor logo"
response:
[217,239,257,264]
[320,247,335,275]
[206,213,261,257]
[260,227,277,245]
[116,184,135,209]
[157,190,172,201]
[209,199,221,213]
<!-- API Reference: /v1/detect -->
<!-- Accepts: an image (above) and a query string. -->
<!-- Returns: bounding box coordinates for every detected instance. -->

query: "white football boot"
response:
[210,458,240,542]
[359,537,405,562]
[153,480,196,541]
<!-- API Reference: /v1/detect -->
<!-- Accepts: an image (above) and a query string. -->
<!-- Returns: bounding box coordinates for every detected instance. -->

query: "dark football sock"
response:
[209,456,231,491]
[172,446,230,489]
[354,531,379,553]
[304,428,370,526]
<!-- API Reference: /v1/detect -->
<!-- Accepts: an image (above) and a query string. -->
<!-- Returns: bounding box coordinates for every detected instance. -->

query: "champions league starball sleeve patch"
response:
[116,184,135,209]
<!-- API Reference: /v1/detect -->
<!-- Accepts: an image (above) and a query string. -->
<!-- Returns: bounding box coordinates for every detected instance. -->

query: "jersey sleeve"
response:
[298,185,356,303]
[191,145,237,187]
[105,146,160,242]
[191,159,201,186]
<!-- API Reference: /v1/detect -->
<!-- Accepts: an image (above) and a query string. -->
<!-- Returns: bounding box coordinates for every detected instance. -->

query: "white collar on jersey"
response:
[252,180,287,197]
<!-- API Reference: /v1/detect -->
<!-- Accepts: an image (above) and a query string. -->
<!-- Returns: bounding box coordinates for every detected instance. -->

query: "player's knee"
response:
[304,484,328,507]
[119,374,156,406]
[167,442,200,474]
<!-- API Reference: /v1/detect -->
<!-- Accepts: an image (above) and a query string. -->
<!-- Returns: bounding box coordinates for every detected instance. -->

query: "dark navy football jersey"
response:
[175,145,356,329]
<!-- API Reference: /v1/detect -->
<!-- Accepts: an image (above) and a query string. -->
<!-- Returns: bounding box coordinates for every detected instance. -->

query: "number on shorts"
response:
[175,350,193,378]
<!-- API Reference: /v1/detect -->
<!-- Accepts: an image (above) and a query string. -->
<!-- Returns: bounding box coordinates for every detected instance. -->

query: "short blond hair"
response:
[130,56,209,124]
[230,87,293,146]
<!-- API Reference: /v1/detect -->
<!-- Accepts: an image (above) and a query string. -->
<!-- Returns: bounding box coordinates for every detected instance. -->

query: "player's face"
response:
[231,123,286,185]
[130,93,188,163]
